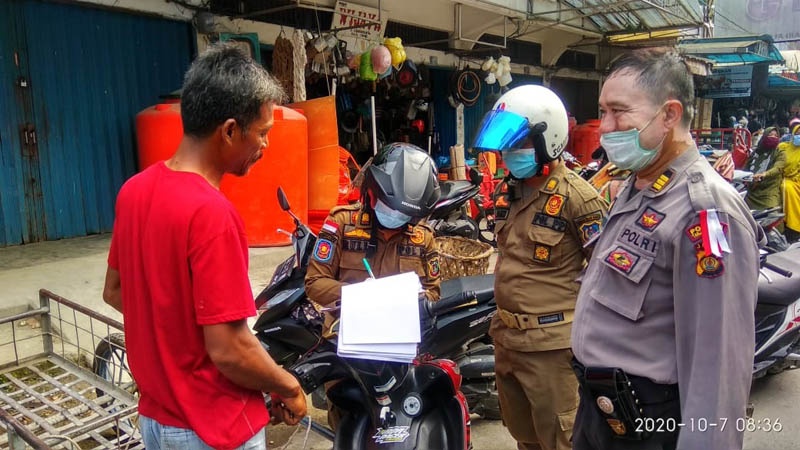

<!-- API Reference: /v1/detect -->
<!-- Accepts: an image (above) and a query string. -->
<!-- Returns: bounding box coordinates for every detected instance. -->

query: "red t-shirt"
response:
[108,162,268,449]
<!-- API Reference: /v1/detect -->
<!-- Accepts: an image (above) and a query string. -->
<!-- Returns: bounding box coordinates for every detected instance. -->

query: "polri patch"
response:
[617,227,659,257]
[685,221,729,243]
[313,238,334,263]
[636,207,665,232]
[532,213,567,232]
[533,244,551,263]
[544,194,566,216]
[605,246,639,275]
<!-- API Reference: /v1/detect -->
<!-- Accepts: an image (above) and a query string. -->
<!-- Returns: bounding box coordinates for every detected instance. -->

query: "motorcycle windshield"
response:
[472,110,531,152]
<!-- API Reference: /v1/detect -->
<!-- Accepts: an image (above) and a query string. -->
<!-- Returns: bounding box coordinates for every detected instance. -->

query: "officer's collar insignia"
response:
[649,169,674,193]
[409,228,425,244]
[543,177,559,193]
[495,194,510,208]
[604,246,639,275]
[350,212,360,225]
[635,207,665,232]
[544,194,566,216]
[606,418,627,436]
[359,212,371,226]
[344,228,371,239]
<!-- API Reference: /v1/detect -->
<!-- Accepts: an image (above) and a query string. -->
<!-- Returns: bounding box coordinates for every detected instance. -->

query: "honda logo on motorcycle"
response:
[374,426,411,444]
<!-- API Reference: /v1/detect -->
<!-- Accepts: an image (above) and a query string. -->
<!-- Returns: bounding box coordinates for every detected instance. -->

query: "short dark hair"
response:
[608,47,695,127]
[181,42,285,138]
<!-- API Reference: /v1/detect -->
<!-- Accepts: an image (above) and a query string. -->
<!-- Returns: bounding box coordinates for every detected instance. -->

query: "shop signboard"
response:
[331,1,389,52]
[716,0,800,47]
[701,65,754,98]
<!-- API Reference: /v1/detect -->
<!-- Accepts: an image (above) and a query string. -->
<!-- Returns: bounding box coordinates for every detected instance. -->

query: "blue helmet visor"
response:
[472,110,531,152]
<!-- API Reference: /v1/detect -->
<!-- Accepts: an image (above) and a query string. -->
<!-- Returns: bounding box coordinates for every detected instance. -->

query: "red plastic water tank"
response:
[571,119,601,165]
[135,103,183,170]
[135,103,309,247]
[565,115,578,156]
[220,106,309,247]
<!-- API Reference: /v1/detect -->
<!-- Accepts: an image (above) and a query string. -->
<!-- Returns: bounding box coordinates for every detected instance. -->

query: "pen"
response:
[362,258,376,279]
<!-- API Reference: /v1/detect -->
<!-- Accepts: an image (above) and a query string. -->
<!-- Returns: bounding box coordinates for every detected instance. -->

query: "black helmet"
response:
[364,143,441,221]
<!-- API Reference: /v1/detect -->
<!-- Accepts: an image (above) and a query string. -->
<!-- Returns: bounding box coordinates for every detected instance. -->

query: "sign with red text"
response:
[332,1,389,48]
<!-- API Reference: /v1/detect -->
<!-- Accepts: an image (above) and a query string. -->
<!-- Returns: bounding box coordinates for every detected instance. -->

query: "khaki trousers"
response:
[495,344,578,450]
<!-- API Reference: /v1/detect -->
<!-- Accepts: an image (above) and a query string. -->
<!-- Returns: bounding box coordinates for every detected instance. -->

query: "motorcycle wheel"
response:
[463,379,501,420]
[475,211,497,247]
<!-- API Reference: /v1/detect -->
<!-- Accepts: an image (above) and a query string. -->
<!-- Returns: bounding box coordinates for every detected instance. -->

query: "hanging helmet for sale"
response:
[364,143,440,228]
[472,84,569,163]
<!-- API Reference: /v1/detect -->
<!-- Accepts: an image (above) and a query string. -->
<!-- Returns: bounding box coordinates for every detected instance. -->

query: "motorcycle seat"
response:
[758,249,800,306]
[440,274,495,307]
[438,180,477,202]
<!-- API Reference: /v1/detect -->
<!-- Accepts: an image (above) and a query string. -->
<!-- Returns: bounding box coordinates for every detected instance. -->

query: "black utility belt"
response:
[572,359,679,441]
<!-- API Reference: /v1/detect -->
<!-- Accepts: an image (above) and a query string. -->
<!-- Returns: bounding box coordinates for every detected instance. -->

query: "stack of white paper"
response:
[337,272,422,363]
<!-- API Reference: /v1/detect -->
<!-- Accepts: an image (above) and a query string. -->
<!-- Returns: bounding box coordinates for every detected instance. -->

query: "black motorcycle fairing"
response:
[254,279,306,323]
[421,302,496,357]
[759,248,800,306]
[755,303,787,355]
[254,317,321,365]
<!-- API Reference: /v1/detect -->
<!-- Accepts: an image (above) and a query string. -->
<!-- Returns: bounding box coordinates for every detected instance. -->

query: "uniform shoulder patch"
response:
[544,194,567,216]
[575,211,603,244]
[685,221,729,243]
[694,242,724,278]
[426,254,441,279]
[313,238,334,263]
[543,177,559,193]
[650,169,674,193]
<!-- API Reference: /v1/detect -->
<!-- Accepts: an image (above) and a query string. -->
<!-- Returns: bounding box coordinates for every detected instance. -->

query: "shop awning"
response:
[678,35,785,66]
[768,74,800,95]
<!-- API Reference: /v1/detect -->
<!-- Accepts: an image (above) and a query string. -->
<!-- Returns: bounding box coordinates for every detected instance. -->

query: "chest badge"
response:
[636,207,666,232]
[410,228,425,245]
[605,247,639,274]
[345,228,371,239]
[544,194,565,216]
[534,244,551,263]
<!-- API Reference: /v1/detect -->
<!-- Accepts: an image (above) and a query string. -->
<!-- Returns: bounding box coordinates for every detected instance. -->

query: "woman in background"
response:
[745,127,785,211]
[781,124,800,242]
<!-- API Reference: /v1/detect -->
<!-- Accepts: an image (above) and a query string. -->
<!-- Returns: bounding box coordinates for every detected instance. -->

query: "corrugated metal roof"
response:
[559,0,704,34]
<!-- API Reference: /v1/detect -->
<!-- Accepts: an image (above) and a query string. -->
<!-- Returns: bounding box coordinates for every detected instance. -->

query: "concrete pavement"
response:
[0,234,796,449]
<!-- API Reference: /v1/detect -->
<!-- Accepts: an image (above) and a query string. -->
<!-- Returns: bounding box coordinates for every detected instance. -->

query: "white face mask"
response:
[600,105,667,172]
[374,199,411,229]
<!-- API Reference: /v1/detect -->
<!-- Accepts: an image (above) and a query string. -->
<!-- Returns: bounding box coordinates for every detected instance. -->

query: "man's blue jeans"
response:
[139,415,266,449]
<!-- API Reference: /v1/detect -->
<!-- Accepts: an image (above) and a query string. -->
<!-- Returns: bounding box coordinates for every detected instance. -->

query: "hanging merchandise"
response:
[384,37,407,68]
[359,50,378,81]
[348,53,362,70]
[449,70,481,108]
[272,32,295,99]
[397,60,419,87]
[292,29,307,102]
[482,56,513,87]
[371,45,392,75]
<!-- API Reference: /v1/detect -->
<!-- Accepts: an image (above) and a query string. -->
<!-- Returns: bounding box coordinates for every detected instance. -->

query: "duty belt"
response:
[572,358,679,441]
[496,307,573,330]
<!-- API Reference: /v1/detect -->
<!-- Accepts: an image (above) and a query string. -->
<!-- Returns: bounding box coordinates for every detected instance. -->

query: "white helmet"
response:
[473,85,569,162]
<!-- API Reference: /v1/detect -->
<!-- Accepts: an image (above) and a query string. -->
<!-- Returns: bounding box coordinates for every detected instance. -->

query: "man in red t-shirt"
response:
[102,43,306,449]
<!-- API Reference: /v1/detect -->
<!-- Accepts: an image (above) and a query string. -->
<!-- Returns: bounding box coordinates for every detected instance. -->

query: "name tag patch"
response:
[495,208,510,220]
[532,213,567,232]
[343,238,369,253]
[398,245,424,257]
[538,312,564,325]
[618,227,659,257]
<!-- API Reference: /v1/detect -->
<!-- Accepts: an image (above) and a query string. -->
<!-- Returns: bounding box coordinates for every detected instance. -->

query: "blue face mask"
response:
[794,135,800,147]
[503,148,539,179]
[374,199,412,229]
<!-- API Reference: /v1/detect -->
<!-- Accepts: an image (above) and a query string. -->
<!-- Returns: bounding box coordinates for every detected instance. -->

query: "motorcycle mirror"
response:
[277,187,291,211]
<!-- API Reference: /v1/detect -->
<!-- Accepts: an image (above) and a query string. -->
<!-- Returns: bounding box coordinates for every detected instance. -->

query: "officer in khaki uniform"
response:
[473,85,608,450]
[304,143,442,429]
[571,49,762,450]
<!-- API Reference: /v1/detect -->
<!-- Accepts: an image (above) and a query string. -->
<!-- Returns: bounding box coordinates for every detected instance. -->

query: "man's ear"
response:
[221,119,237,145]
[663,100,683,129]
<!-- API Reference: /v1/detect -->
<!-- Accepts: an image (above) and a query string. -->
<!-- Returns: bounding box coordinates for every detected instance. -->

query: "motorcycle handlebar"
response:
[763,261,792,278]
[422,291,477,318]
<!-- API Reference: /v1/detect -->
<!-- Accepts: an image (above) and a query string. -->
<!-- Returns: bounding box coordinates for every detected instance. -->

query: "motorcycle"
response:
[753,244,800,379]
[288,336,472,450]
[428,168,484,241]
[253,188,500,420]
